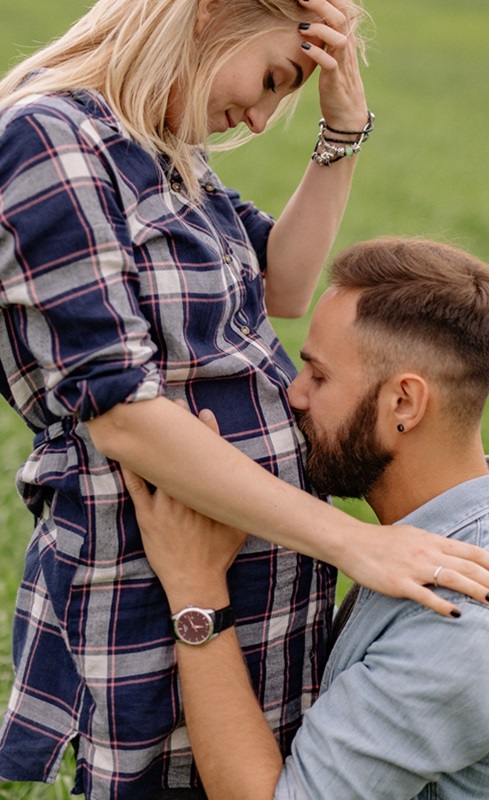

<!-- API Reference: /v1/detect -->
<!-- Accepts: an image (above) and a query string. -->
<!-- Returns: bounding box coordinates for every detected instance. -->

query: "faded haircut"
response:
[329,237,489,430]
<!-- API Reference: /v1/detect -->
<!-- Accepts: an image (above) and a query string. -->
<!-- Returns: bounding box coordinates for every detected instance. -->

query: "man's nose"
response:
[287,373,309,411]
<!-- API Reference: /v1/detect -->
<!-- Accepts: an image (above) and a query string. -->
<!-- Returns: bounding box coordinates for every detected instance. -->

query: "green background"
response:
[0,2,488,796]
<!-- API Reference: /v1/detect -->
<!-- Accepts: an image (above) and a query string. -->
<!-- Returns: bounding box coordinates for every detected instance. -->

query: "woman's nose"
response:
[243,96,280,134]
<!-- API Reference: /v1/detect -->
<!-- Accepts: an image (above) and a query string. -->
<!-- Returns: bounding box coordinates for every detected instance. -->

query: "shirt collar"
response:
[399,464,489,537]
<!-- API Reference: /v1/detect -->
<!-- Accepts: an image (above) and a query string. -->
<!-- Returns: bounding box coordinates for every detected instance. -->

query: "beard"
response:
[296,383,394,501]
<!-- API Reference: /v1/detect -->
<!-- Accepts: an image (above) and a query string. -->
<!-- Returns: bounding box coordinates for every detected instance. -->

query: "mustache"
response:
[292,408,316,452]
[293,408,311,437]
[292,408,330,500]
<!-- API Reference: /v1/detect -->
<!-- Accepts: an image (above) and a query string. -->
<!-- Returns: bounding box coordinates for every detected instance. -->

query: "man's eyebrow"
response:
[299,349,328,371]
[288,60,304,89]
[299,349,313,363]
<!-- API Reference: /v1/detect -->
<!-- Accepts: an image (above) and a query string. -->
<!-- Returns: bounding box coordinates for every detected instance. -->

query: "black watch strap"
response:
[213,604,235,633]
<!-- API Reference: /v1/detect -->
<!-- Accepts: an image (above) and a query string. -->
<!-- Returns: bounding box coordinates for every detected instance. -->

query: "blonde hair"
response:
[0,0,366,197]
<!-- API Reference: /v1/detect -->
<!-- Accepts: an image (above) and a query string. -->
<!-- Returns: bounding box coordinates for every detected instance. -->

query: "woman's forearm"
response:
[87,396,358,562]
[87,396,489,616]
[265,156,357,318]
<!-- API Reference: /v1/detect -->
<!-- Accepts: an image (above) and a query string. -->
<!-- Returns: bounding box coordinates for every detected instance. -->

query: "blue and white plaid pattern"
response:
[0,89,336,799]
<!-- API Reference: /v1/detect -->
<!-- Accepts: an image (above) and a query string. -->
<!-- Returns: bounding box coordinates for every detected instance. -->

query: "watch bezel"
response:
[172,606,215,646]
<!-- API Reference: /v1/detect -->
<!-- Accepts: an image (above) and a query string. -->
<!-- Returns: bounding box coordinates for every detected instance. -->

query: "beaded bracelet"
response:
[311,110,375,166]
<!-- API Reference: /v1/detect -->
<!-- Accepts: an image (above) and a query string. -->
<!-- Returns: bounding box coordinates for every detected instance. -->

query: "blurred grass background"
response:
[0,1,488,796]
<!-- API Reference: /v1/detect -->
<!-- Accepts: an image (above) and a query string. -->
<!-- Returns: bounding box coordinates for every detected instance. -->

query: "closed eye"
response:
[264,71,277,93]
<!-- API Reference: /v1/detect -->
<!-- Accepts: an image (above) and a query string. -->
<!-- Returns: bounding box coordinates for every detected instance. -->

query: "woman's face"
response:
[206,25,318,135]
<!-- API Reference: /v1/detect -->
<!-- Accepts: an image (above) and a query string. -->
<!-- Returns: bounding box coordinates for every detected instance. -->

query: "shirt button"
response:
[240,325,251,336]
[171,181,182,192]
[316,562,323,572]
[224,254,232,264]
[204,182,216,193]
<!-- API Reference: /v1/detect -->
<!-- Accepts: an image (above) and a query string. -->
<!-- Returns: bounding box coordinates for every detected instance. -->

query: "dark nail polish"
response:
[301,41,312,50]
[299,22,311,30]
[486,592,489,602]
[450,609,461,618]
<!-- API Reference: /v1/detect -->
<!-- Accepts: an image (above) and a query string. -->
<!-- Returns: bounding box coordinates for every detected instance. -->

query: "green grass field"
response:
[0,1,488,796]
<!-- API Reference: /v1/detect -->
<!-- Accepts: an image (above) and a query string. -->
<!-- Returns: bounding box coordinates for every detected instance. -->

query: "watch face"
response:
[174,609,213,645]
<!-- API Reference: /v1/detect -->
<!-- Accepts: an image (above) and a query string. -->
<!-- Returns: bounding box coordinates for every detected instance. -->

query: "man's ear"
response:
[195,0,221,37]
[381,373,430,437]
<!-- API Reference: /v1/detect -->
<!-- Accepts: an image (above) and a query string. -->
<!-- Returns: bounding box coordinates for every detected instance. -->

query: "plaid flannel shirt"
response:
[0,89,335,799]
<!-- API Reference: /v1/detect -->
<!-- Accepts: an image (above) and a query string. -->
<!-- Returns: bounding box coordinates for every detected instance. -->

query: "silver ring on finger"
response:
[433,565,443,587]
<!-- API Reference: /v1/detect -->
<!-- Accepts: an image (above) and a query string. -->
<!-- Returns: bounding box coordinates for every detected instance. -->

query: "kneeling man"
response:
[126,237,489,799]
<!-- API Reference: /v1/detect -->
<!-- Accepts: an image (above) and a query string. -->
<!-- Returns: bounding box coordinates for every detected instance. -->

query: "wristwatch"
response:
[171,604,235,646]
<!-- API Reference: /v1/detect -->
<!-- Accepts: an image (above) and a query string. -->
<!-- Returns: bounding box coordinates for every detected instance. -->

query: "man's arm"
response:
[178,629,282,800]
[124,469,489,800]
[126,469,489,798]
[122,473,282,800]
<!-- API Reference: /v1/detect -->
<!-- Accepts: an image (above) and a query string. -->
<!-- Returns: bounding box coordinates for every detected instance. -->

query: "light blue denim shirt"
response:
[275,474,489,799]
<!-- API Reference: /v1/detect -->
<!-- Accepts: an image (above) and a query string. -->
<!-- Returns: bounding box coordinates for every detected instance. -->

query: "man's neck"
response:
[367,438,489,525]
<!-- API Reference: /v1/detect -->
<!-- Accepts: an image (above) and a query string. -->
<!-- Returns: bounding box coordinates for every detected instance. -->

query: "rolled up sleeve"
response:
[0,109,164,421]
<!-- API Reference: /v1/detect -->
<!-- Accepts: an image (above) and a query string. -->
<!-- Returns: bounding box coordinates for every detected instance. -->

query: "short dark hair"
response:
[329,237,489,429]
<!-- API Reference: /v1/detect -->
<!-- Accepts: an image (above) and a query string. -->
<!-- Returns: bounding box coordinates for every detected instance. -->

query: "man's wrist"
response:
[166,585,231,615]
[171,603,235,646]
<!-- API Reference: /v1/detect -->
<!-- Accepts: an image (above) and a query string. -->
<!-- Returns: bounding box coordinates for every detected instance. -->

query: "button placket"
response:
[221,249,254,340]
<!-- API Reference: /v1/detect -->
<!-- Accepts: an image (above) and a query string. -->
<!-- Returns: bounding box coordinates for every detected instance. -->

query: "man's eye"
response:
[265,71,277,93]
[311,374,324,385]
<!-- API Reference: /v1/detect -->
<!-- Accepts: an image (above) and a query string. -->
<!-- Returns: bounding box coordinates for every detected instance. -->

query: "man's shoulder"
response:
[332,577,489,683]
[398,473,489,547]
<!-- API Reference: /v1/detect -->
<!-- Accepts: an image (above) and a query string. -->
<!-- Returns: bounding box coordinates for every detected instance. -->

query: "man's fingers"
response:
[121,465,151,503]
[198,408,221,435]
[174,398,190,412]
[173,398,221,435]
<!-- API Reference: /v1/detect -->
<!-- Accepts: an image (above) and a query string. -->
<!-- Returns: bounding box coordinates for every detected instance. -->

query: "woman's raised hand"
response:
[298,0,368,130]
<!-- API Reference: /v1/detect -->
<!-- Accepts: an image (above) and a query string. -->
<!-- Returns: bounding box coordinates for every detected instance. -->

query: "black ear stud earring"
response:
[397,424,405,433]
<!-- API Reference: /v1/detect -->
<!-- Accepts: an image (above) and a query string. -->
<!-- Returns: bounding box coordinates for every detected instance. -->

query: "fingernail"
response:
[299,22,311,30]
[450,609,461,618]
[486,592,489,602]
[301,42,312,50]
[200,409,213,421]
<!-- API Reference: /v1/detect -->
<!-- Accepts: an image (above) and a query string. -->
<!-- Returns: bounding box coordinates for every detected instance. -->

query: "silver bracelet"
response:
[311,110,375,166]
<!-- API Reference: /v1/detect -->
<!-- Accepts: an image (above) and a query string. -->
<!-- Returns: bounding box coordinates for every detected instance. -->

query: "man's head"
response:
[289,237,489,501]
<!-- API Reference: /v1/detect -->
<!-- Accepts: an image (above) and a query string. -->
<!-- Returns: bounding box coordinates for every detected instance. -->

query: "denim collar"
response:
[399,468,489,537]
